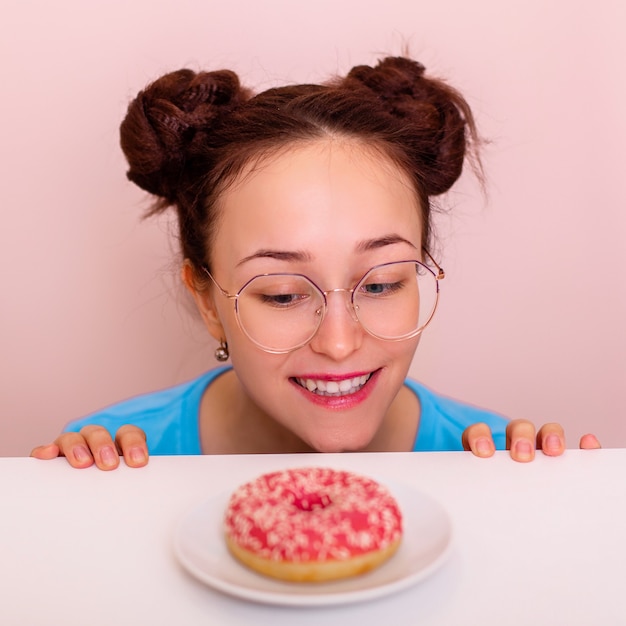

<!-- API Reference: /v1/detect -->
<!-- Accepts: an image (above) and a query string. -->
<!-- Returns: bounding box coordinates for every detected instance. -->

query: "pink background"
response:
[1,0,624,456]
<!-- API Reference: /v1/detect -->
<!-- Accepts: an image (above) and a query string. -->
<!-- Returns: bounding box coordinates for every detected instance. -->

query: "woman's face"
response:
[204,139,425,452]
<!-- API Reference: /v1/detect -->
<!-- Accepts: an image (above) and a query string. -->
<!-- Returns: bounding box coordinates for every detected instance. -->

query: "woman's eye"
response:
[362,281,403,295]
[260,293,307,306]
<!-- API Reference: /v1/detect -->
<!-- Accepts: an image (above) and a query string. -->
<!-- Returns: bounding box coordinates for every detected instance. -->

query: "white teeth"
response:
[295,374,371,397]
[325,381,339,394]
[338,379,353,393]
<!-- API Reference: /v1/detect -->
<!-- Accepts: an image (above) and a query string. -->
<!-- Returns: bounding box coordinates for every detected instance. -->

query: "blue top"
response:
[64,366,508,454]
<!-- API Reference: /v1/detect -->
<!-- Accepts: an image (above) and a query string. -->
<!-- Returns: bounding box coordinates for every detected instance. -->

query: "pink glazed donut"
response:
[223,467,403,582]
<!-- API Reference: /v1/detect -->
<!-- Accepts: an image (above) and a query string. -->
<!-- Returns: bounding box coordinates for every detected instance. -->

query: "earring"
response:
[214,340,229,362]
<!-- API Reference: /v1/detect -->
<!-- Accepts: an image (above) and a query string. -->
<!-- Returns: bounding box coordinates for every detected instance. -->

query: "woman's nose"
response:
[308,290,363,360]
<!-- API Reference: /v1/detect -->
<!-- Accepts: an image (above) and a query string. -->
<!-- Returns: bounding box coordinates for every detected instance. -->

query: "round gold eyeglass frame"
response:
[202,249,445,354]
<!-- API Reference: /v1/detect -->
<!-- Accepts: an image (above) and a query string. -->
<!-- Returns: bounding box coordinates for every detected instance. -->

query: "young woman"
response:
[31,56,600,469]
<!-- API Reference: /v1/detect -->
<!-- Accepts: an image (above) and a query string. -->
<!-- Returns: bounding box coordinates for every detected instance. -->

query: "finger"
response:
[580,433,602,449]
[79,425,120,471]
[536,422,566,457]
[30,443,61,460]
[462,422,495,458]
[115,425,149,468]
[53,432,96,468]
[506,419,536,463]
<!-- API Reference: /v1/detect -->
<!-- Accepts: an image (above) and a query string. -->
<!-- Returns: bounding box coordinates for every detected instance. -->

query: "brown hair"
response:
[120,56,480,273]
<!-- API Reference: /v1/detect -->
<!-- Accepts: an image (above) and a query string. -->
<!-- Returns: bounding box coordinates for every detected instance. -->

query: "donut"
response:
[223,467,402,582]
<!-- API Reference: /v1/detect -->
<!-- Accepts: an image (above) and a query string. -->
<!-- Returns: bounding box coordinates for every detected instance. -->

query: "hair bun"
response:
[346,56,427,98]
[120,69,248,204]
[345,56,476,196]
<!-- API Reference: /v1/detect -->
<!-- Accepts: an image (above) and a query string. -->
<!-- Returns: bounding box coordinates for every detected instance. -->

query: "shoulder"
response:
[63,366,231,454]
[405,378,508,451]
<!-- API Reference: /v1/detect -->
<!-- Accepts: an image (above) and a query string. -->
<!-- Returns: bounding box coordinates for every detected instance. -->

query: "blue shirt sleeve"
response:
[62,367,231,455]
[406,379,508,451]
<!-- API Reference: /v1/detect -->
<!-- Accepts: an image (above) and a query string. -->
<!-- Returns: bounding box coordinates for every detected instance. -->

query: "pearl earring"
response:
[214,340,229,362]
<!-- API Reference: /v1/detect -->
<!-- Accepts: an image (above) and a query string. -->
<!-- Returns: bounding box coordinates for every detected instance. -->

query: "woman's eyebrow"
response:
[355,235,418,252]
[236,249,314,267]
[236,236,416,267]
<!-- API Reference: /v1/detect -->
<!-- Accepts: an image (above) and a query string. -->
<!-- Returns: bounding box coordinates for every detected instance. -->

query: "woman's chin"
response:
[306,432,373,454]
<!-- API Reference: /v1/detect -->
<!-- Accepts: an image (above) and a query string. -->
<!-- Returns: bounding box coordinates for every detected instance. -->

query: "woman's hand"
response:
[30,425,149,470]
[462,419,601,462]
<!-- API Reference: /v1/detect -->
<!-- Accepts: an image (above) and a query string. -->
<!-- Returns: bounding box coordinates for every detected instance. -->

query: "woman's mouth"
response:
[293,374,372,397]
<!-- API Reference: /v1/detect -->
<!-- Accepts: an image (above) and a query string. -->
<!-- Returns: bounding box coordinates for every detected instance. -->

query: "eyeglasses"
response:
[203,254,445,354]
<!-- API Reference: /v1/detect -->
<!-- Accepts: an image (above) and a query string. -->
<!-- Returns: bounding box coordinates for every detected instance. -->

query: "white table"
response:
[1,450,624,625]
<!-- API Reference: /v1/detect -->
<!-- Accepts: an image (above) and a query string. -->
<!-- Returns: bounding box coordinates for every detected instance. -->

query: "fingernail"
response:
[544,434,562,453]
[514,439,534,461]
[99,446,117,467]
[128,446,146,464]
[73,445,91,463]
[476,437,493,456]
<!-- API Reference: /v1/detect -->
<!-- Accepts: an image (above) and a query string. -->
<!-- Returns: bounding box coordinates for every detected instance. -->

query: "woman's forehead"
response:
[230,137,417,193]
[210,140,423,271]
[218,139,421,224]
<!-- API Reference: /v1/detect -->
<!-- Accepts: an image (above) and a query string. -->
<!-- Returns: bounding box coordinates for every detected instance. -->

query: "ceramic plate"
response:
[173,478,452,606]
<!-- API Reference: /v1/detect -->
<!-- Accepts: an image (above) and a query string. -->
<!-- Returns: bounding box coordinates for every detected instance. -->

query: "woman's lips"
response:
[290,370,380,408]
[293,373,371,396]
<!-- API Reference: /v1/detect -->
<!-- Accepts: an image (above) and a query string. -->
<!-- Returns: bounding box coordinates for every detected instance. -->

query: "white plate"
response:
[173,479,453,606]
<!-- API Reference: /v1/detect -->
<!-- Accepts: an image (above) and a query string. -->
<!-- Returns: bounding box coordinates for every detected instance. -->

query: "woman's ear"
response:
[181,261,225,341]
